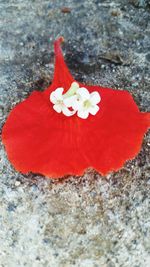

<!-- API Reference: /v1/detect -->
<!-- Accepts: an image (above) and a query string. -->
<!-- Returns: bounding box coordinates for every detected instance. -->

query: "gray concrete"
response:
[0,0,150,266]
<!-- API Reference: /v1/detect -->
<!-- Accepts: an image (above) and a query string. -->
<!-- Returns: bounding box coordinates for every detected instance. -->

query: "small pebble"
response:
[110,8,122,17]
[61,7,71,13]
[15,181,21,186]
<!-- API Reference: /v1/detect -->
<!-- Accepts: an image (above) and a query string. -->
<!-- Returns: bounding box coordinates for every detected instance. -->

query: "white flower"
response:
[50,82,101,119]
[75,88,101,119]
[50,87,75,117]
[64,82,80,98]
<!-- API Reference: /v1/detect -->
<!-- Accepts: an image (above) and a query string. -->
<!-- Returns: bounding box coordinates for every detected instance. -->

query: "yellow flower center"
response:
[83,100,91,109]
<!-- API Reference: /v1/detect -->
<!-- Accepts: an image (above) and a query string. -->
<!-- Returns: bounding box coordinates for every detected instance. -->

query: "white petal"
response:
[62,106,75,117]
[64,82,79,98]
[72,99,83,111]
[89,105,99,115]
[90,92,101,104]
[53,104,62,113]
[63,95,77,108]
[70,82,79,91]
[50,91,57,104]
[77,109,89,119]
[54,87,64,100]
[76,88,90,101]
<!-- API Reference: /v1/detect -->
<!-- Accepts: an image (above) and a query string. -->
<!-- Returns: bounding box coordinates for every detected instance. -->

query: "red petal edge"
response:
[2,37,150,179]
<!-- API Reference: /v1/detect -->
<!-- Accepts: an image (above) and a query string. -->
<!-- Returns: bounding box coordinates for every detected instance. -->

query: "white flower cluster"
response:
[50,82,101,119]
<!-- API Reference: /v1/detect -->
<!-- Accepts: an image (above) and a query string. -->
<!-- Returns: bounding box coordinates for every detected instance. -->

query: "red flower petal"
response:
[2,38,150,178]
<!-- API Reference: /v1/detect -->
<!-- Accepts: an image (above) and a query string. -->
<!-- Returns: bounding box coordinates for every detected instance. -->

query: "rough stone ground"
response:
[0,0,150,266]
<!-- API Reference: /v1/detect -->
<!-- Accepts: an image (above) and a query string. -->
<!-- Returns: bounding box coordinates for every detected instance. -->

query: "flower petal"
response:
[62,106,75,117]
[54,88,64,100]
[89,104,99,115]
[50,91,57,104]
[48,37,74,92]
[90,91,101,104]
[50,88,64,103]
[64,82,80,98]
[70,82,80,90]
[63,95,77,108]
[2,37,150,180]
[76,88,90,101]
[77,109,89,119]
[72,99,83,111]
[53,104,62,113]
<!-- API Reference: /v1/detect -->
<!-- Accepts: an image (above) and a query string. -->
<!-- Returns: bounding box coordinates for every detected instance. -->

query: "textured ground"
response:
[0,0,150,266]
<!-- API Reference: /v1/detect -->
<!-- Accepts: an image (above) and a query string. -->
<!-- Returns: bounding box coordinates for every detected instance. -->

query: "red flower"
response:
[2,37,150,178]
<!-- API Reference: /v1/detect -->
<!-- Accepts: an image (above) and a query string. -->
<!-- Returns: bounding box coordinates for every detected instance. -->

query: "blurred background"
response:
[0,1,150,267]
